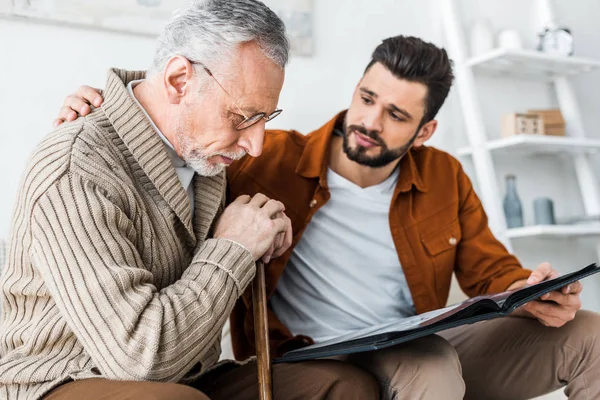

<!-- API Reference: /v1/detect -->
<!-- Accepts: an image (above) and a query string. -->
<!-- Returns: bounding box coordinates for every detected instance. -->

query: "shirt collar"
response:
[295,110,428,193]
[127,79,195,191]
[103,68,195,241]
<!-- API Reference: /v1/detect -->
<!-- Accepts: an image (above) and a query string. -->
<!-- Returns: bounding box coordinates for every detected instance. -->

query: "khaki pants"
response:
[43,359,379,400]
[338,310,600,400]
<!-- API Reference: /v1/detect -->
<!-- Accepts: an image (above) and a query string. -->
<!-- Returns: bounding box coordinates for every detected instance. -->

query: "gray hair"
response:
[150,0,290,75]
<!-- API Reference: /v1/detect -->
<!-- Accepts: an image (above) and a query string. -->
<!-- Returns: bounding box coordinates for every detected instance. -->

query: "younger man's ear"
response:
[413,120,438,147]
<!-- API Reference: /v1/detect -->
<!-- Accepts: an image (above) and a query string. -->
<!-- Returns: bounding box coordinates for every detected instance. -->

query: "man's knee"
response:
[563,310,600,357]
[44,379,209,400]
[382,335,464,399]
[273,359,379,399]
[324,361,380,399]
[396,335,461,378]
[142,382,209,400]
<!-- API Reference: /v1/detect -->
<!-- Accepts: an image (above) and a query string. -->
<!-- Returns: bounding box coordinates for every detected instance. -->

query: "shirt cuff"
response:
[194,238,256,294]
[487,268,533,294]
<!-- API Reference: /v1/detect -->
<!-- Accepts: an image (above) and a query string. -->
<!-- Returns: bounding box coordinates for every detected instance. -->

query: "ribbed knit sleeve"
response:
[29,171,255,382]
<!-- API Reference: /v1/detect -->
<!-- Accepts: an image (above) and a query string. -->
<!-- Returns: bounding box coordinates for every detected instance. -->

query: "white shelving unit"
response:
[467,48,600,80]
[441,0,600,263]
[506,224,600,239]
[457,135,600,157]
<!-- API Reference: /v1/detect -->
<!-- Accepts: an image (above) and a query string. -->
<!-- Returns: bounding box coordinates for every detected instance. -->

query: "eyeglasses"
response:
[188,60,283,131]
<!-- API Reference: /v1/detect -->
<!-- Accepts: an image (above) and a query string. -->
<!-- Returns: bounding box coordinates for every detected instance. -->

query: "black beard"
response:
[342,124,419,168]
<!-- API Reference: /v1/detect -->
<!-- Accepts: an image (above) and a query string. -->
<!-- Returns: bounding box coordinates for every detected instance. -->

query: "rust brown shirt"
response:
[227,111,531,360]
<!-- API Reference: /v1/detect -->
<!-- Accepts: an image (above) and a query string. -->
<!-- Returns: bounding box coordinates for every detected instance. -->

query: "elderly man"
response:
[61,34,600,400]
[0,1,380,400]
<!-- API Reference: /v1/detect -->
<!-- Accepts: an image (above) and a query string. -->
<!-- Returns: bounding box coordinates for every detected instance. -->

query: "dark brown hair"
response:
[365,35,454,123]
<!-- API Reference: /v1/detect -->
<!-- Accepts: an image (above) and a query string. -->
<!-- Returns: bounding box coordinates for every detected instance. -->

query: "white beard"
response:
[185,157,225,177]
[177,128,246,177]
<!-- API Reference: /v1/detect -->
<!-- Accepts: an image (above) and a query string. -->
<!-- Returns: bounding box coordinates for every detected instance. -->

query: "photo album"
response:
[276,263,600,363]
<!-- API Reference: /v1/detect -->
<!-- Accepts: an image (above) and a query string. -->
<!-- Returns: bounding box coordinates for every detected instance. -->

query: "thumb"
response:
[527,262,553,285]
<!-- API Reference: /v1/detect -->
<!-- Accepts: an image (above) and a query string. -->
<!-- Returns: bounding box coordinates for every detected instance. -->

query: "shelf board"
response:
[456,146,474,157]
[467,48,600,81]
[506,224,600,239]
[456,135,600,157]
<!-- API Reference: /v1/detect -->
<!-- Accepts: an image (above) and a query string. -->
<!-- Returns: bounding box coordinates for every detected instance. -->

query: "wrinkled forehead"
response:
[221,42,285,111]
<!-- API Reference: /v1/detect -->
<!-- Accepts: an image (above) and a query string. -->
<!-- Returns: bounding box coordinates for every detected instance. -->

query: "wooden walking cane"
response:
[252,260,273,400]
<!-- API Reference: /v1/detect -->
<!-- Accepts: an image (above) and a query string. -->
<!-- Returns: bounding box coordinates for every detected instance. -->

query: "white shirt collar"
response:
[126,79,195,192]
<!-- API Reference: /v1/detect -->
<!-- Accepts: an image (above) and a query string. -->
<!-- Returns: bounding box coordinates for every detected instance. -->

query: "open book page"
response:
[300,300,485,351]
[461,290,514,309]
[299,288,523,352]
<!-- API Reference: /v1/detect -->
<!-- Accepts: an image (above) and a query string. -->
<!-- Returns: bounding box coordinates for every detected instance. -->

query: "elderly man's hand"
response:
[510,262,583,327]
[53,85,103,127]
[214,193,292,264]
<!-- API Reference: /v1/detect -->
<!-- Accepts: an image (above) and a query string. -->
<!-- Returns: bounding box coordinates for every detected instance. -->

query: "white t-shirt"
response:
[270,167,416,343]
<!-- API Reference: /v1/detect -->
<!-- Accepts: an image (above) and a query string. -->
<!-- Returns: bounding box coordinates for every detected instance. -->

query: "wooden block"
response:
[528,109,566,136]
[501,113,545,137]
[528,109,565,126]
[545,126,566,136]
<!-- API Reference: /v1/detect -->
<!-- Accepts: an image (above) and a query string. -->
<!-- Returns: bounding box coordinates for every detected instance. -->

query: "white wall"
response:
[0,0,599,310]
[0,0,449,227]
[0,18,156,234]
[0,0,449,233]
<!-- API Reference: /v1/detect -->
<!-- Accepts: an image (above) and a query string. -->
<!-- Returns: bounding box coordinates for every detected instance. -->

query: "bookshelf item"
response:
[528,109,566,136]
[501,113,545,137]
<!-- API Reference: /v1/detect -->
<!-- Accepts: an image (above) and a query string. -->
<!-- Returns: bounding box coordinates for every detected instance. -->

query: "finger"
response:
[76,85,104,107]
[275,231,284,249]
[521,303,558,326]
[270,216,289,235]
[272,215,293,259]
[537,309,575,327]
[62,95,91,117]
[540,291,582,309]
[269,212,287,258]
[561,280,582,295]
[261,199,285,218]
[523,300,560,316]
[524,299,577,322]
[540,290,569,304]
[284,214,293,248]
[262,242,275,264]
[53,118,65,128]
[59,106,78,122]
[527,307,564,327]
[249,193,271,208]
[553,293,582,310]
[232,194,251,204]
[526,262,555,285]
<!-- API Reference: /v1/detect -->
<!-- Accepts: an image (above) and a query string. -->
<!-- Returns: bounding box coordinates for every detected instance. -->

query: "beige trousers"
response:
[338,310,600,400]
[44,359,379,400]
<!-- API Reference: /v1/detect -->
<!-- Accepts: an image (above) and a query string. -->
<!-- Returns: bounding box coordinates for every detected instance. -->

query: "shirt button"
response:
[309,199,317,208]
[449,237,458,246]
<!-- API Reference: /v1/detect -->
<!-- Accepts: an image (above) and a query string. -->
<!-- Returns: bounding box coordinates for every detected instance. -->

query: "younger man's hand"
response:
[512,262,583,327]
[54,85,103,127]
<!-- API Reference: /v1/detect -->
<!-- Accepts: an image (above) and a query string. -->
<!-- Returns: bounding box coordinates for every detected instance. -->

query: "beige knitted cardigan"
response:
[0,69,255,399]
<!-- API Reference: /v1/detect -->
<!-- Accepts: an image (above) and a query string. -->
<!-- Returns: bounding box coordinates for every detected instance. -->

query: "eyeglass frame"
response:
[187,59,283,131]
